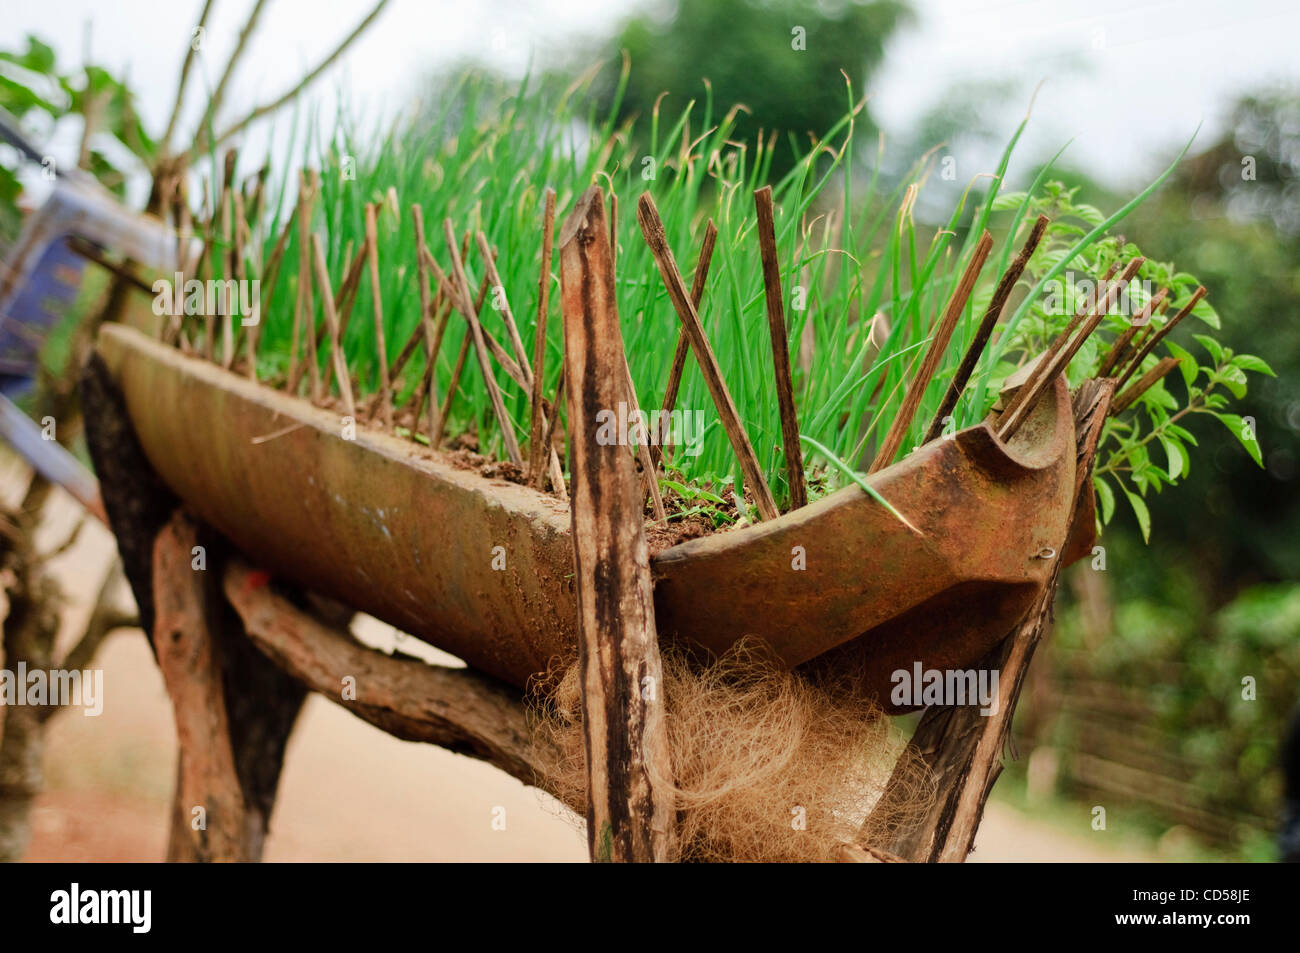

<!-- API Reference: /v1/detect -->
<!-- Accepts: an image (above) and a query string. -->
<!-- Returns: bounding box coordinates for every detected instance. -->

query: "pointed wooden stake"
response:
[559,185,676,863]
[1112,356,1181,415]
[1114,286,1206,390]
[923,216,1048,443]
[870,230,994,474]
[529,188,557,485]
[754,187,806,509]
[1096,287,1168,378]
[658,219,718,464]
[637,192,779,521]
[309,234,355,418]
[441,220,522,464]
[365,203,393,426]
[999,257,1147,440]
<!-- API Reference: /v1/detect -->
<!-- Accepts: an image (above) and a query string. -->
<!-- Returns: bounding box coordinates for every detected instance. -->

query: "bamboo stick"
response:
[1113,286,1206,390]
[421,246,528,389]
[998,256,1147,440]
[658,220,718,447]
[220,150,237,368]
[430,261,494,448]
[870,230,994,474]
[365,203,394,426]
[309,234,355,417]
[287,170,319,397]
[323,243,368,393]
[529,188,557,486]
[1096,287,1168,378]
[923,215,1048,443]
[995,258,1129,430]
[754,187,806,508]
[475,231,532,375]
[637,193,779,521]
[1111,356,1181,415]
[441,219,522,464]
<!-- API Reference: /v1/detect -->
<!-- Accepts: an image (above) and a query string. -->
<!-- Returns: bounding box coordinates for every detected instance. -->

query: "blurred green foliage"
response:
[0,34,153,240]
[594,0,911,179]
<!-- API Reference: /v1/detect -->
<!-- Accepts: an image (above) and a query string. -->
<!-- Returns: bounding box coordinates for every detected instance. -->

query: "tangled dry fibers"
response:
[529,641,936,862]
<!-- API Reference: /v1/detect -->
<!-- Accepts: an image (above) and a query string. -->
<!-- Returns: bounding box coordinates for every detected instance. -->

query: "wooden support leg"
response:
[154,511,249,861]
[559,186,676,863]
[869,378,1116,862]
[83,357,305,862]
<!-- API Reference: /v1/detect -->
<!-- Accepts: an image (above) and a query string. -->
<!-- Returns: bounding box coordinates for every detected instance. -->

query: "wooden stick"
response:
[221,559,558,796]
[421,246,528,390]
[288,170,318,397]
[441,219,522,464]
[320,243,368,393]
[475,231,532,375]
[1111,356,1180,415]
[407,203,442,443]
[435,335,472,450]
[529,188,557,482]
[258,204,296,325]
[923,216,1048,443]
[998,257,1145,441]
[1096,287,1168,378]
[870,230,994,474]
[310,234,356,418]
[658,220,718,447]
[425,251,491,446]
[637,192,779,521]
[1000,261,1120,420]
[363,203,394,426]
[220,150,237,368]
[1114,286,1206,390]
[619,359,668,522]
[153,512,250,862]
[754,187,806,508]
[230,189,259,379]
[536,368,566,495]
[873,378,1115,862]
[559,185,676,862]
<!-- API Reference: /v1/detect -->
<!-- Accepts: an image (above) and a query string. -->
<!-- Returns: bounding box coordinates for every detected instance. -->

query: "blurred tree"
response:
[1126,87,1300,592]
[595,0,912,177]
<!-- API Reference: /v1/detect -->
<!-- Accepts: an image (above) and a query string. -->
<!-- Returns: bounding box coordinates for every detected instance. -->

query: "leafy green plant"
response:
[205,65,1258,540]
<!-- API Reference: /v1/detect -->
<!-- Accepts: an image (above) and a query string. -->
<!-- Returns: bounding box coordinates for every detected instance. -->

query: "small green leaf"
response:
[1122,485,1151,542]
[1218,364,1248,399]
[991,191,1028,211]
[1214,412,1263,467]
[1191,298,1220,329]
[1232,354,1276,376]
[1193,334,1223,364]
[1165,341,1197,389]
[1094,475,1115,524]
[1159,435,1186,480]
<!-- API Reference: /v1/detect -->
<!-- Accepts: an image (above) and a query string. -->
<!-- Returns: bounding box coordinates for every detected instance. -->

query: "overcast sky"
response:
[7,0,1299,206]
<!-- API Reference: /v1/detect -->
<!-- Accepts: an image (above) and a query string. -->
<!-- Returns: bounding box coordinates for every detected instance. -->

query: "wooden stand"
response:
[80,189,1106,864]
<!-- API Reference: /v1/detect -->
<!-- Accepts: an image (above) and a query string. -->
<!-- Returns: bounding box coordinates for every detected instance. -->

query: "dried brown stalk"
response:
[870,230,994,474]
[310,234,355,417]
[923,216,1049,443]
[637,192,779,521]
[754,187,806,508]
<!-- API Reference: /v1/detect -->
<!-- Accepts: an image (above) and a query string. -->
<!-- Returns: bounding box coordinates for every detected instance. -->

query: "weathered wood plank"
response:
[560,185,676,862]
